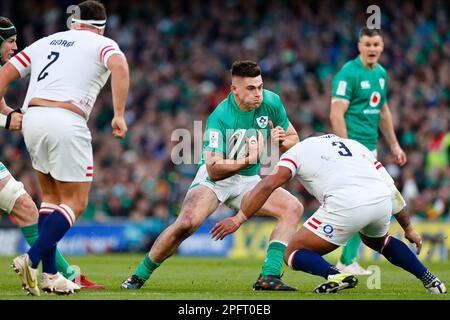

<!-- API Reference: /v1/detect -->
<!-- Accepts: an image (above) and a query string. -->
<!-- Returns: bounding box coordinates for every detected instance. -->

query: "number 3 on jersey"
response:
[332,141,353,157]
[37,51,60,82]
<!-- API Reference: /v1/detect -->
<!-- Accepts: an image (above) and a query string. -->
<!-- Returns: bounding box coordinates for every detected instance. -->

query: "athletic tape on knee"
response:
[0,178,26,214]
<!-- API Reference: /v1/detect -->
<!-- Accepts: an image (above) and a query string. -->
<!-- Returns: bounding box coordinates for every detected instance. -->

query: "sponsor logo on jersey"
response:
[369,91,381,107]
[256,116,268,128]
[379,78,385,89]
[208,130,219,149]
[360,80,371,89]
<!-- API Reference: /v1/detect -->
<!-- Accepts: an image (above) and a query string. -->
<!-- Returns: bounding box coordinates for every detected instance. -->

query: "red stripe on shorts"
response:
[307,221,318,229]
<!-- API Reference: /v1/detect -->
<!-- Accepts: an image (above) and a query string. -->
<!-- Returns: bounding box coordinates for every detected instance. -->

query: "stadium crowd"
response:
[0,0,448,235]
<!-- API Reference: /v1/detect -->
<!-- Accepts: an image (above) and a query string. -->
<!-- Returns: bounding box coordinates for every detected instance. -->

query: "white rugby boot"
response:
[11,254,40,296]
[336,261,372,275]
[425,278,447,294]
[41,272,81,295]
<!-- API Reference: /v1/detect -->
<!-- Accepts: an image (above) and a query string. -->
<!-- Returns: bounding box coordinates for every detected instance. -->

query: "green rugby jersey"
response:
[199,89,290,176]
[332,56,388,150]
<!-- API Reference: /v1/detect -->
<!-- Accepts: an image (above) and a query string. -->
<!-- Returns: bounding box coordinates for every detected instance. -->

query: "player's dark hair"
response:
[0,17,13,28]
[231,61,261,78]
[78,0,107,21]
[359,27,382,39]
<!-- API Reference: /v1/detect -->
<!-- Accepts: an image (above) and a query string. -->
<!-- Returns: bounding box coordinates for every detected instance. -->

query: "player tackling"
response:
[0,1,129,296]
[211,134,446,294]
[122,60,304,291]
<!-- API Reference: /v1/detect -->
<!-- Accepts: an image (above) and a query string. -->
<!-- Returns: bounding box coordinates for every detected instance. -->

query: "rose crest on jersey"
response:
[256,116,268,128]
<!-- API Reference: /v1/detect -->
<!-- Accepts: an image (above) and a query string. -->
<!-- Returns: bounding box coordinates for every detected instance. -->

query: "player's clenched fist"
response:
[6,111,23,131]
[269,120,286,143]
[111,116,128,139]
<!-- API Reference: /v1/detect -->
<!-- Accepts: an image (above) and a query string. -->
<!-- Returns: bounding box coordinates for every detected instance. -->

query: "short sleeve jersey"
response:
[277,134,391,211]
[9,29,124,119]
[331,56,388,150]
[199,89,290,176]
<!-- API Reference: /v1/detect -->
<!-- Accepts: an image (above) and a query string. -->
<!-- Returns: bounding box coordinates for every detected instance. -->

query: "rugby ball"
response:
[226,129,257,160]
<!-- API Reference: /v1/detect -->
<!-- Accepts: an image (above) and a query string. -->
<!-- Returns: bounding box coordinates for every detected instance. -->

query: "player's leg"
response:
[24,178,89,294]
[35,171,103,289]
[0,172,39,243]
[360,230,446,294]
[284,206,366,293]
[122,186,220,289]
[337,234,371,275]
[249,187,303,291]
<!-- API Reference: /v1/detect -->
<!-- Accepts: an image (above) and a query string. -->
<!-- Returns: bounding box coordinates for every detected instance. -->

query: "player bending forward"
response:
[211,134,446,294]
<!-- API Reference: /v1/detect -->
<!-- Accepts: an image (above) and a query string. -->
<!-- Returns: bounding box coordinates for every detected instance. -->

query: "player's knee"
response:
[173,215,196,239]
[360,233,384,252]
[283,199,304,223]
[11,194,38,226]
[67,199,88,217]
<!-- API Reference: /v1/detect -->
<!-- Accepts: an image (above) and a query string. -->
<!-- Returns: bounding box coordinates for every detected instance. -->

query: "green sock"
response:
[340,233,361,265]
[261,241,286,277]
[21,224,77,280]
[134,254,161,281]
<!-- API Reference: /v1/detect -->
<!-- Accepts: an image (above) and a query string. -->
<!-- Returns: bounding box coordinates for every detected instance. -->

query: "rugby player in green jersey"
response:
[122,61,304,291]
[330,27,407,275]
[0,16,103,290]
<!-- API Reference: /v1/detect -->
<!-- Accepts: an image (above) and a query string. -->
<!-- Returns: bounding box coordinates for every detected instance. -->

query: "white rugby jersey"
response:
[277,134,391,212]
[9,29,124,119]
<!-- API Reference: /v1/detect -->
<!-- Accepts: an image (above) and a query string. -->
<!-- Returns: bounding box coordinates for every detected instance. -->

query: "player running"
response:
[211,134,446,294]
[0,1,129,295]
[122,60,304,291]
[0,16,103,291]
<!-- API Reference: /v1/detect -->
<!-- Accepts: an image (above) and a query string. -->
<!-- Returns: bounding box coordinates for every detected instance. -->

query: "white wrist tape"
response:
[0,113,7,128]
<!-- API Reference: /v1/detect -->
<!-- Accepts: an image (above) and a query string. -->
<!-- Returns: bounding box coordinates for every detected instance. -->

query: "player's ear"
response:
[230,83,238,95]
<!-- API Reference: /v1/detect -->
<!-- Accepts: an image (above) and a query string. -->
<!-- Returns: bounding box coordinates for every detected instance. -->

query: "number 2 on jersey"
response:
[37,51,60,82]
[331,141,353,157]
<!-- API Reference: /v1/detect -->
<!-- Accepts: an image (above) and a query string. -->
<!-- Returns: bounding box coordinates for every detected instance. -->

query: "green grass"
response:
[0,254,449,300]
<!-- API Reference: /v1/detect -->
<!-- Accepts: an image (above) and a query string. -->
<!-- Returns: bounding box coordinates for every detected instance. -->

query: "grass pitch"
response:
[0,254,449,300]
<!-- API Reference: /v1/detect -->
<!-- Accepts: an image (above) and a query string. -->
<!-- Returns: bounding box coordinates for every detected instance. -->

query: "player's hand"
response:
[210,217,241,241]
[404,227,422,255]
[269,120,286,143]
[6,111,23,131]
[111,116,128,139]
[391,144,407,166]
[247,130,264,164]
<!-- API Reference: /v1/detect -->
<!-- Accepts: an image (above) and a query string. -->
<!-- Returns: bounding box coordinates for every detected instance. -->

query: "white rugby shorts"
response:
[304,196,392,246]
[189,164,261,210]
[22,107,94,182]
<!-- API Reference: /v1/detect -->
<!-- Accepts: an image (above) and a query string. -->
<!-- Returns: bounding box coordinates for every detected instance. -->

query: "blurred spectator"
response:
[0,0,448,222]
[123,199,170,252]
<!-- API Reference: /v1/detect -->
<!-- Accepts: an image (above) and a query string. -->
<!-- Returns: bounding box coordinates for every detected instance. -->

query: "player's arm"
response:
[205,130,264,181]
[210,166,292,240]
[379,103,407,166]
[393,208,422,255]
[329,98,349,138]
[107,54,129,139]
[373,159,421,253]
[0,63,22,130]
